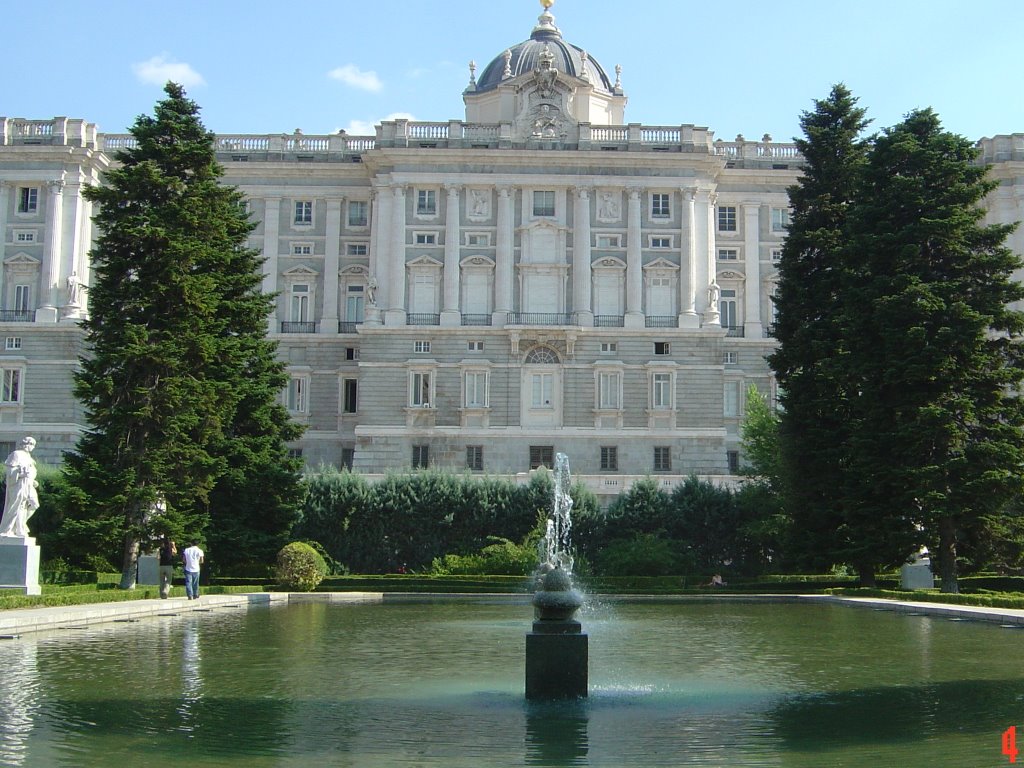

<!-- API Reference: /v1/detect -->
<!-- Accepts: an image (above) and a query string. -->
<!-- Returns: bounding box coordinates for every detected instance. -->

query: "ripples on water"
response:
[0,601,1021,767]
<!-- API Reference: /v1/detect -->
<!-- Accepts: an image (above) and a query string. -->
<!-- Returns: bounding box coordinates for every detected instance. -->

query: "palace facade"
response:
[2,5,1023,498]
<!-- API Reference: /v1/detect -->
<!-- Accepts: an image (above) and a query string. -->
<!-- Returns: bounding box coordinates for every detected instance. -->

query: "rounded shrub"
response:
[276,542,328,591]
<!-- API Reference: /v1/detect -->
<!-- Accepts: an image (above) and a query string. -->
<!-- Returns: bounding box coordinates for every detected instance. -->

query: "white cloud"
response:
[328,64,383,93]
[132,55,206,88]
[344,113,416,136]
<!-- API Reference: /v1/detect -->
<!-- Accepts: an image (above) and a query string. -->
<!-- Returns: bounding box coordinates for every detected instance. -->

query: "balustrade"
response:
[0,310,34,322]
[594,315,624,327]
[280,321,316,333]
[644,316,677,328]
[460,314,492,326]
[407,313,441,326]
[507,312,577,326]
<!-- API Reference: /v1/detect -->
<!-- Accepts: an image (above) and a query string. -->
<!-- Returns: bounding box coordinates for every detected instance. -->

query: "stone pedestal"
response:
[901,559,934,590]
[137,554,159,585]
[0,537,41,595]
[526,619,588,700]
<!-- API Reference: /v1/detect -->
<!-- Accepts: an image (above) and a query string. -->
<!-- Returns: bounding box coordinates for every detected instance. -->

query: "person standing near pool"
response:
[182,540,204,600]
[158,536,177,599]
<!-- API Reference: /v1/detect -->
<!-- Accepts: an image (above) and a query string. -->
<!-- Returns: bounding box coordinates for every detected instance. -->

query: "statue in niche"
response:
[470,189,489,217]
[598,192,620,220]
[366,276,378,306]
[0,437,39,539]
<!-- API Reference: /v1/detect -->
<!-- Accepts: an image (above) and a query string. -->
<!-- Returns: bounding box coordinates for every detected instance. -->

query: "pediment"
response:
[643,258,680,272]
[460,255,495,268]
[339,265,368,277]
[407,255,443,268]
[519,218,567,234]
[3,252,40,267]
[282,265,319,277]
[592,256,626,270]
[718,270,744,281]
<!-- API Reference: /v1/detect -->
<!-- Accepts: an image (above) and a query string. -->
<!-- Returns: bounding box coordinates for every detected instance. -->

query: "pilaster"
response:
[572,186,593,325]
[441,184,461,326]
[36,178,64,322]
[679,187,699,328]
[624,188,643,328]
[261,197,281,334]
[743,202,763,338]
[385,185,407,325]
[320,197,343,334]
[493,186,514,325]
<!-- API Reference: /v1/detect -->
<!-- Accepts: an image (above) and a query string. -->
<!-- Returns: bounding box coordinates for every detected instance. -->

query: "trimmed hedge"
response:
[825,587,1024,610]
[0,583,261,611]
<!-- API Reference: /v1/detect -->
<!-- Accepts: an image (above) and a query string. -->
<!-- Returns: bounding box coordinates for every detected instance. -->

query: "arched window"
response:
[524,346,560,365]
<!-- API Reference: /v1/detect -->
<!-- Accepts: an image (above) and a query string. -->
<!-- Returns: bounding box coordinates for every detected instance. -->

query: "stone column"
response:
[261,197,281,334]
[369,187,391,318]
[37,178,65,322]
[320,197,343,334]
[679,187,698,327]
[572,186,593,325]
[386,185,407,325]
[441,184,461,326]
[743,202,763,338]
[493,186,514,326]
[0,183,10,308]
[624,188,644,328]
[693,190,712,320]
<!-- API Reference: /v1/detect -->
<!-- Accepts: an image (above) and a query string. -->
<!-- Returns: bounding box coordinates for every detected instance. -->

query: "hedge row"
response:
[825,587,1024,609]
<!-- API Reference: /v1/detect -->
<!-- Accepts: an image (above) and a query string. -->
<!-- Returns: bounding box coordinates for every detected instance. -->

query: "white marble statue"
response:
[66,272,82,306]
[0,437,39,539]
[366,277,378,306]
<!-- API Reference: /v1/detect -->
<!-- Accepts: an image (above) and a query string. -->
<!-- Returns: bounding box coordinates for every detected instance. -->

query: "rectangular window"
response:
[529,445,554,470]
[348,200,368,227]
[718,206,737,232]
[531,373,554,408]
[410,371,431,407]
[415,232,437,245]
[466,233,490,247]
[466,445,484,472]
[596,234,621,248]
[654,446,672,472]
[294,200,313,225]
[290,284,310,322]
[346,347,359,361]
[771,248,783,262]
[724,381,740,418]
[345,285,365,322]
[720,289,738,329]
[771,208,790,232]
[533,190,555,217]
[600,342,617,354]
[341,447,355,470]
[291,242,313,255]
[416,189,436,216]
[342,378,358,413]
[600,446,618,472]
[722,351,738,365]
[5,337,21,351]
[17,188,38,214]
[14,231,35,243]
[650,237,671,249]
[652,372,672,409]
[727,450,740,474]
[347,243,368,256]
[414,340,431,353]
[286,377,307,413]
[654,341,670,356]
[14,285,31,313]
[467,340,484,352]
[718,248,738,261]
[286,448,303,460]
[1,369,21,404]
[651,193,670,218]
[598,371,621,409]
[412,445,429,468]
[464,371,488,407]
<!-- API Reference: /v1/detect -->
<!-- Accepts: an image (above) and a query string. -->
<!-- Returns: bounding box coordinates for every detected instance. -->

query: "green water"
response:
[0,599,1020,767]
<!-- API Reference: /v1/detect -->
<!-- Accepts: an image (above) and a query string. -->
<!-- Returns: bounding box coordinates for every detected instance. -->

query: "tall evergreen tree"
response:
[768,85,885,582]
[65,83,302,587]
[844,109,1024,592]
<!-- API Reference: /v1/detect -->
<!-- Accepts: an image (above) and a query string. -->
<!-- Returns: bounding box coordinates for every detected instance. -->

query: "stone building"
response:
[1,5,1022,499]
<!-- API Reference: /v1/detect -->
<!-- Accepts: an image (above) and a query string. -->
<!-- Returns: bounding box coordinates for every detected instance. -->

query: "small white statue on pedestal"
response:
[0,437,39,539]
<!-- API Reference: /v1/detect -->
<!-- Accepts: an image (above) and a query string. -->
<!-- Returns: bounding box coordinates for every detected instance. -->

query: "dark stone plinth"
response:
[526,622,588,700]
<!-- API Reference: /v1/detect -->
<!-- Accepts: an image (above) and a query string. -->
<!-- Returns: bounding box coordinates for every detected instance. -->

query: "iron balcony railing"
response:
[338,321,363,334]
[725,325,745,338]
[461,314,492,326]
[0,310,34,322]
[645,316,677,328]
[506,312,577,325]
[407,313,441,326]
[594,315,624,327]
[280,321,316,333]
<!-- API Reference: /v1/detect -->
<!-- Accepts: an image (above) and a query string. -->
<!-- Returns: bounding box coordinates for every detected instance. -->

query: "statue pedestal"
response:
[0,536,41,595]
[526,619,588,700]
[137,554,159,585]
[901,558,934,590]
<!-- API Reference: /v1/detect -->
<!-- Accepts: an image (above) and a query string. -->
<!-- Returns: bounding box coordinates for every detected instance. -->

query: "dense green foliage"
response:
[62,83,302,586]
[294,467,599,573]
[275,542,328,591]
[771,86,1024,592]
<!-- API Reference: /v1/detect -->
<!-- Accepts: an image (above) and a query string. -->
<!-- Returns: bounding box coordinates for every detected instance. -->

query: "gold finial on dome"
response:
[540,0,555,9]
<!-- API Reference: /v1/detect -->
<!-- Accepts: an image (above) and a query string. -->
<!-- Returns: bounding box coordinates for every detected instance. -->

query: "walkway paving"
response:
[2,591,1023,636]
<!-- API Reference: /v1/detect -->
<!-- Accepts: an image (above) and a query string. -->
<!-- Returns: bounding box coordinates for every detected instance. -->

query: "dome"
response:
[473,7,616,94]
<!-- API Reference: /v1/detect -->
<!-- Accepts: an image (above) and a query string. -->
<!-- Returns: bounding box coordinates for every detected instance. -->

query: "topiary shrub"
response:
[276,542,328,591]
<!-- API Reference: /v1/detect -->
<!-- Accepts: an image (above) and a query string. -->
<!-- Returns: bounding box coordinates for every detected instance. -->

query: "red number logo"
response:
[1004,726,1019,763]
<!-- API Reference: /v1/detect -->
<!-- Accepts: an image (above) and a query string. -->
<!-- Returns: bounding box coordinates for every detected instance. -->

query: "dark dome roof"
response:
[474,10,614,94]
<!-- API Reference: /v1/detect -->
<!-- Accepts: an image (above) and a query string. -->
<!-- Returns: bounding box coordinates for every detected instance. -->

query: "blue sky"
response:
[5,0,1022,143]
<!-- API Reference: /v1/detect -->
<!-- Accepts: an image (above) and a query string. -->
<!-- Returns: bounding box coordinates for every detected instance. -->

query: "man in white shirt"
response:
[183,540,205,600]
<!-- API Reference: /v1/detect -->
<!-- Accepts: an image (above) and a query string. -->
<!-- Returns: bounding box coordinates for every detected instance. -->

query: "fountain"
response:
[525,452,588,700]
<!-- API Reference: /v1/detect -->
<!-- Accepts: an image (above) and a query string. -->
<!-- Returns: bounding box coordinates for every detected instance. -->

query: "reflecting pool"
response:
[0,599,1020,767]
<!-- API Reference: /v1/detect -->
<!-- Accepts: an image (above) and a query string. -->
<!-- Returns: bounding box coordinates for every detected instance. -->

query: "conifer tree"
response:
[768,85,883,581]
[65,83,302,587]
[844,109,1024,592]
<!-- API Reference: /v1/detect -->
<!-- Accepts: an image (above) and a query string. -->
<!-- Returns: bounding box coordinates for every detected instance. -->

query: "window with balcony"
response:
[347,200,368,227]
[718,206,737,232]
[13,285,32,313]
[533,190,555,217]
